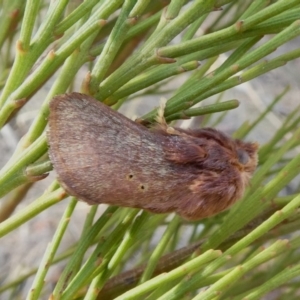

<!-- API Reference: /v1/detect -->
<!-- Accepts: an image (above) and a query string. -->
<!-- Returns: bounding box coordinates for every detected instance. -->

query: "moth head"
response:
[235,140,259,175]
[183,128,258,173]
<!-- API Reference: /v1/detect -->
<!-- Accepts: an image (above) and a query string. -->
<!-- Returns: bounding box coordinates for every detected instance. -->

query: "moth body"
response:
[48,93,258,220]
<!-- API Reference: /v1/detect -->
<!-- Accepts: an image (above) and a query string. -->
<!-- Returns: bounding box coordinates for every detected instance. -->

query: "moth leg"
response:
[155,100,180,135]
[155,100,168,128]
[134,101,169,130]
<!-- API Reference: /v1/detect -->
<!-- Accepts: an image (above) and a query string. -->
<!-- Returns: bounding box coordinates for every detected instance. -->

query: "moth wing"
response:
[163,140,207,165]
[176,170,241,220]
[47,93,172,207]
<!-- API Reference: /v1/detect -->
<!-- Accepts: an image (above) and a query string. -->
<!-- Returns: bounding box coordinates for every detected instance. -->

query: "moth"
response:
[47,93,258,220]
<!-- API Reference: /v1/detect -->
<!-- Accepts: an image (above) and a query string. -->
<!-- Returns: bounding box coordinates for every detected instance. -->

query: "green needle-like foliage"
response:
[1,1,300,299]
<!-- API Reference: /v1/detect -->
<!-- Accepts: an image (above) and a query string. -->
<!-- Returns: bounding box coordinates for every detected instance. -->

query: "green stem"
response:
[0,187,67,238]
[55,0,106,35]
[166,100,239,122]
[0,135,48,199]
[26,198,77,300]
[59,209,139,300]
[0,183,33,222]
[19,0,41,51]
[88,0,138,94]
[166,20,300,116]
[97,0,216,100]
[84,211,151,300]
[52,205,119,298]
[193,240,290,300]
[140,215,181,283]
[241,263,300,300]
[115,249,222,300]
[158,0,300,58]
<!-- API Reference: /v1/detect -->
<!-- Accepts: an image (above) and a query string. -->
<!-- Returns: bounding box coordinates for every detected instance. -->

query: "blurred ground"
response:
[0,24,300,300]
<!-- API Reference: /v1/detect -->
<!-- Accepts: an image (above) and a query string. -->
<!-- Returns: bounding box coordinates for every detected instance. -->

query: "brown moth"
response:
[47,93,258,220]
